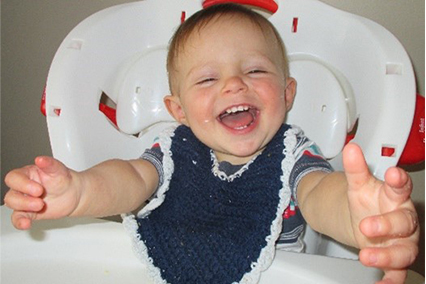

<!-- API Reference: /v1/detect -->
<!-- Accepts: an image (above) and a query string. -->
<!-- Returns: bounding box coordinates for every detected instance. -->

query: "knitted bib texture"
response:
[124,124,294,284]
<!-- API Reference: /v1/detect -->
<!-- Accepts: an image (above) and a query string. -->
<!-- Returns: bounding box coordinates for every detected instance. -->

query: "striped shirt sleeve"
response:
[289,132,334,198]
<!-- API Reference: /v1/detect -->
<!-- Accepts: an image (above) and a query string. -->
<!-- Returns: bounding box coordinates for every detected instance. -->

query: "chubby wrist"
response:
[67,169,91,217]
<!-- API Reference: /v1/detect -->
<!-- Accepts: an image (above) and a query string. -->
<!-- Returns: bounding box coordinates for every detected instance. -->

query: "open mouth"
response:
[217,105,259,130]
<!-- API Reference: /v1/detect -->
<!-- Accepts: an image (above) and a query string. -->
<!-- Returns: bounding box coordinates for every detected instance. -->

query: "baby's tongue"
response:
[220,111,254,129]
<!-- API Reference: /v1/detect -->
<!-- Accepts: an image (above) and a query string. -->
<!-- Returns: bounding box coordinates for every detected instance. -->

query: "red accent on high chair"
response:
[99,103,118,126]
[41,86,47,116]
[202,0,278,13]
[398,93,425,165]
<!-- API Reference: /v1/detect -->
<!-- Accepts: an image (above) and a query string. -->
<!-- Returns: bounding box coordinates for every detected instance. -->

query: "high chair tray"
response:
[1,206,384,284]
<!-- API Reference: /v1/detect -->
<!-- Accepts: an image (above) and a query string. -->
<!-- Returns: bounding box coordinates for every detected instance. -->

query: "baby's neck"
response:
[213,149,263,165]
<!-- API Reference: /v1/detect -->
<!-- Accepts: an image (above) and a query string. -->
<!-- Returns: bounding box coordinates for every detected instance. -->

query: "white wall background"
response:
[1,0,424,275]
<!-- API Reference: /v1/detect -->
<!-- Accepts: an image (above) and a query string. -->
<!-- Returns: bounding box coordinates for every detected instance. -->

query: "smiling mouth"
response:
[218,105,259,130]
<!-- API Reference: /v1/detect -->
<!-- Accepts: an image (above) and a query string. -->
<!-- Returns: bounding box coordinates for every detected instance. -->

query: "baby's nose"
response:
[222,76,248,95]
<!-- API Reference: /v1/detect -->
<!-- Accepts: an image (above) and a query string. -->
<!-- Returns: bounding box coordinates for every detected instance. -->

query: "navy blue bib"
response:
[131,125,292,284]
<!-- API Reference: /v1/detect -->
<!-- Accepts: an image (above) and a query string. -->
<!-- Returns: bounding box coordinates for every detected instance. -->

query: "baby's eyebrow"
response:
[186,64,217,79]
[243,54,277,68]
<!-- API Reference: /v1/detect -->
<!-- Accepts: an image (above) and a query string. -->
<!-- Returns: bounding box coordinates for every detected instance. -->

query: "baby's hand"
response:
[343,144,420,284]
[4,156,80,230]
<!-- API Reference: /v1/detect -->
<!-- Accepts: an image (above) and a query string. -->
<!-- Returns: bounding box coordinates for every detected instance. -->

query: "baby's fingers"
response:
[360,242,418,270]
[11,211,37,230]
[377,269,407,284]
[360,209,418,238]
[383,167,412,205]
[4,167,44,197]
[4,189,45,212]
[342,143,371,189]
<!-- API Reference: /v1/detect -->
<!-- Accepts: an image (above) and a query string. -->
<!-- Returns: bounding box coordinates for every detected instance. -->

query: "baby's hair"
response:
[166,3,290,95]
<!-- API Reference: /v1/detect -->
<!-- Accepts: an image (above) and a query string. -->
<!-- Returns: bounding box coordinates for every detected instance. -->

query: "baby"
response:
[4,3,419,284]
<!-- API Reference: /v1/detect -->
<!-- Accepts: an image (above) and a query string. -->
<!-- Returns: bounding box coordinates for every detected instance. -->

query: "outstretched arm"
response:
[4,156,159,230]
[297,143,419,284]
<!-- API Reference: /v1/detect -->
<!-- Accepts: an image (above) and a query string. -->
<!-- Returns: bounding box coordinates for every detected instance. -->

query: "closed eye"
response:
[248,69,267,74]
[196,77,217,85]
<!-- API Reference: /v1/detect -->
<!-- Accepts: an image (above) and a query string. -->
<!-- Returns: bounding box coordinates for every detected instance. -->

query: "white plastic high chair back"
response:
[45,0,193,171]
[274,0,416,179]
[44,0,415,266]
[45,0,415,179]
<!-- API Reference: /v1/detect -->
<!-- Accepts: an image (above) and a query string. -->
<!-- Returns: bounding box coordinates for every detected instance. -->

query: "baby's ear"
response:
[284,77,297,112]
[164,95,188,125]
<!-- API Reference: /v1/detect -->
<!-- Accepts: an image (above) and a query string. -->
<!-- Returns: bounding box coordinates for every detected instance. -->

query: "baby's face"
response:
[166,16,295,164]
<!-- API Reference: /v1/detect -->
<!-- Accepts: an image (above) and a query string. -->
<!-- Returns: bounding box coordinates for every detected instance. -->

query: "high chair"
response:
[5,0,420,283]
[44,0,416,178]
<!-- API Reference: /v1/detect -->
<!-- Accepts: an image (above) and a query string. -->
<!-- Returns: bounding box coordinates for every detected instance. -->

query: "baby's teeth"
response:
[226,105,249,114]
